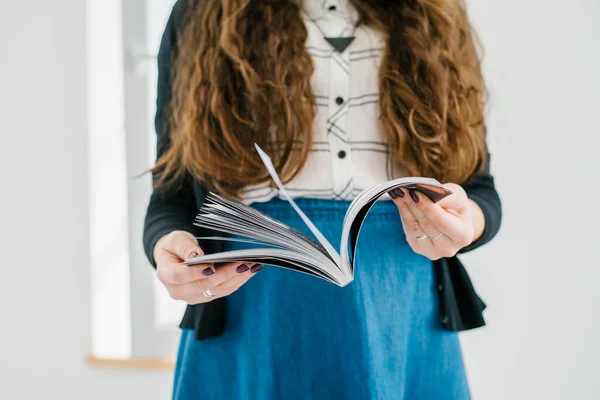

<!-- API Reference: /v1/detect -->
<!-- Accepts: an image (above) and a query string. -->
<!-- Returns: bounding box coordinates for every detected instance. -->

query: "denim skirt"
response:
[173,198,470,400]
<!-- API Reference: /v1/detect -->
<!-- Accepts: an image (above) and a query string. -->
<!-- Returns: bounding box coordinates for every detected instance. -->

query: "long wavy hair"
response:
[153,0,487,197]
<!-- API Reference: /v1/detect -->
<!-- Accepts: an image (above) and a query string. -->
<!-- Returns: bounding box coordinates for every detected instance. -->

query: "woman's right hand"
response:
[153,230,262,304]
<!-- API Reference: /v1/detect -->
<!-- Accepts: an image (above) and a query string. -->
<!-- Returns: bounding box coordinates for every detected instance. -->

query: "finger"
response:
[395,200,426,252]
[410,190,471,244]
[159,231,203,263]
[185,264,262,304]
[407,213,437,255]
[208,268,256,297]
[196,261,255,289]
[388,187,407,201]
[172,260,261,296]
[395,198,420,235]
[436,183,468,211]
[158,260,215,285]
[404,191,443,245]
[164,262,258,301]
[404,190,462,254]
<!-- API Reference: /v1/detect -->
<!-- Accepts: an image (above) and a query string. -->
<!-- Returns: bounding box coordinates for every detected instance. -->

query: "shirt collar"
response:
[302,0,360,27]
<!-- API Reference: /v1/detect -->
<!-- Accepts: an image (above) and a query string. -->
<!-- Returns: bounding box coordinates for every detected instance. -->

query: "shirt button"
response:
[440,314,449,324]
[337,150,347,159]
[437,284,443,292]
[328,5,337,11]
[335,96,344,105]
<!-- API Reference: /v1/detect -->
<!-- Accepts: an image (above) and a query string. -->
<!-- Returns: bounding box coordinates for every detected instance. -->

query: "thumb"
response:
[164,230,204,261]
[436,183,469,211]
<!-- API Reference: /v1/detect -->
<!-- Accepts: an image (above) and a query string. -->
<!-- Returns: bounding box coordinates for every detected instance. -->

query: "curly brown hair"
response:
[153,0,487,197]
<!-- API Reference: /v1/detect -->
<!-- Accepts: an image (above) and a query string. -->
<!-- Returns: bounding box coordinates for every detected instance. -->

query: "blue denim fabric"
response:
[173,198,470,400]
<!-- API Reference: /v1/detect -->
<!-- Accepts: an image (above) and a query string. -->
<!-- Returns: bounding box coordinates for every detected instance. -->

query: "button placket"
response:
[326,51,353,198]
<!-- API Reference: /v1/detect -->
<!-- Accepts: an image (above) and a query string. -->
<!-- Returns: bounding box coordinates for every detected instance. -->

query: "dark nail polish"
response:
[187,252,198,261]
[236,264,249,273]
[251,264,264,273]
[394,188,405,198]
[202,267,214,276]
[388,190,397,199]
[409,189,419,203]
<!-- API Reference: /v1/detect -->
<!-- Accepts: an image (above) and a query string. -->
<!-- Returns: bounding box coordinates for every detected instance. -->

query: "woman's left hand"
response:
[390,183,476,260]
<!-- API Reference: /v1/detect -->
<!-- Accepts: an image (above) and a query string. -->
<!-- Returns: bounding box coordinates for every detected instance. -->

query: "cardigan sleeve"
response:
[458,151,502,253]
[142,0,199,268]
[432,141,501,331]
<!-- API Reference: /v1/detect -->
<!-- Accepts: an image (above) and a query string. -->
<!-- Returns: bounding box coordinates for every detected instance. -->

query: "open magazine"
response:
[184,144,452,287]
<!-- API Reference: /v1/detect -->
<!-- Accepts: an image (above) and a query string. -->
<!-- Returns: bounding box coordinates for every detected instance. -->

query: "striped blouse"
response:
[240,0,405,204]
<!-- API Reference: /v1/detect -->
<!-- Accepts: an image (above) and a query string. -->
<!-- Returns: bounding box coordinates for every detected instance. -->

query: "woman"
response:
[144,0,501,398]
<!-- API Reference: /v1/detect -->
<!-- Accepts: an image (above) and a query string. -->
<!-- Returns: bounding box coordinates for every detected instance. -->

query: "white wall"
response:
[0,0,598,399]
[0,1,172,398]
[462,0,600,399]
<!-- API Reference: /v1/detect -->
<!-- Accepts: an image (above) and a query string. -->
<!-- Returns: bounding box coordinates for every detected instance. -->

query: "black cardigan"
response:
[143,0,503,341]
